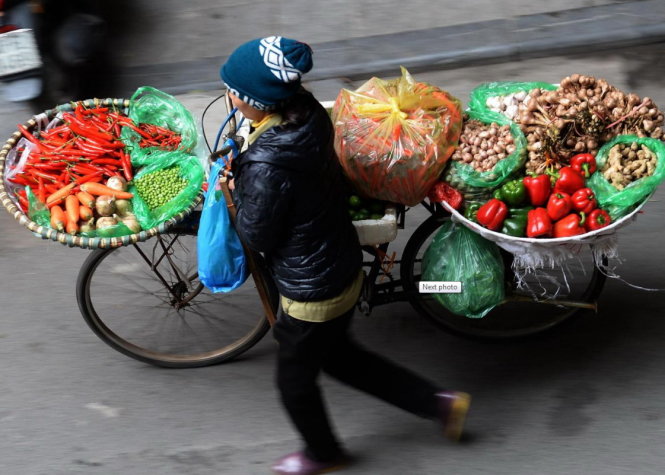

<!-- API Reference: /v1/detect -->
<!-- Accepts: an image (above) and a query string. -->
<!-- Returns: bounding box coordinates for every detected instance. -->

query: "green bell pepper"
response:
[501,215,528,237]
[500,207,534,237]
[463,202,482,222]
[495,179,527,206]
[508,206,533,219]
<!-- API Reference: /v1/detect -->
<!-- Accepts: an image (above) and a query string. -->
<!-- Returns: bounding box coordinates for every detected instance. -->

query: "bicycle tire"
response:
[76,231,277,368]
[400,215,607,340]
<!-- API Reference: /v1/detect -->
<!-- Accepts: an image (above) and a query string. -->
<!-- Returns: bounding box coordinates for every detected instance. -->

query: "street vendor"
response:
[220,35,471,475]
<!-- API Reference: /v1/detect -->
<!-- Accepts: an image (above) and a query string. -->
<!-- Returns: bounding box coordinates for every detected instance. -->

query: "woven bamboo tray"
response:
[0,98,202,249]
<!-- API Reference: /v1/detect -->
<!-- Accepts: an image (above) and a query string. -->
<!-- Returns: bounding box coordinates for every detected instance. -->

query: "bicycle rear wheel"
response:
[76,232,276,368]
[400,215,607,340]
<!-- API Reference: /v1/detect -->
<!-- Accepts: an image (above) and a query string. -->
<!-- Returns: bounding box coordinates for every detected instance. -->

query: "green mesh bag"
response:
[129,149,205,230]
[467,81,557,116]
[422,221,505,318]
[121,86,198,166]
[444,109,527,190]
[587,135,665,219]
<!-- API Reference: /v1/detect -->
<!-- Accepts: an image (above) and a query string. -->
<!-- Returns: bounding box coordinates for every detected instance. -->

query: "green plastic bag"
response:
[121,86,198,166]
[129,149,205,230]
[444,109,527,189]
[587,135,665,219]
[26,186,50,228]
[422,221,505,318]
[467,81,557,116]
[79,221,134,239]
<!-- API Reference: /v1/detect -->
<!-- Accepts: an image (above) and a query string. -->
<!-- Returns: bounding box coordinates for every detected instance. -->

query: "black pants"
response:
[273,308,440,462]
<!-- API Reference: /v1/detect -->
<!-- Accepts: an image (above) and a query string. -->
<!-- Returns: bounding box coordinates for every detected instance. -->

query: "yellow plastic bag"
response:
[332,67,463,206]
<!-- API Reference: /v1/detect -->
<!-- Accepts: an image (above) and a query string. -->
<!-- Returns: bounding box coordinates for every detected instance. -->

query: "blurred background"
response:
[2,1,665,474]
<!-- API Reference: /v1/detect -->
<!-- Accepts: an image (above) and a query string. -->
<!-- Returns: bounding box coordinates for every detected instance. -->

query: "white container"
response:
[353,206,398,246]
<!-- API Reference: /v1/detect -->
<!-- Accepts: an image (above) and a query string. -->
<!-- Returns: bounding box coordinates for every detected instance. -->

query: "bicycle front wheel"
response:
[400,216,607,340]
[76,232,276,368]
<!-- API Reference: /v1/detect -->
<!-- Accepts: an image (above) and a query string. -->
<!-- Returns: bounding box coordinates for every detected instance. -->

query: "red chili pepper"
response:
[570,153,597,178]
[476,198,509,231]
[90,158,122,166]
[75,171,104,184]
[526,207,553,238]
[427,181,463,209]
[83,137,124,149]
[27,169,60,182]
[28,162,67,170]
[571,187,597,214]
[37,177,46,203]
[74,102,86,121]
[546,192,572,221]
[17,191,29,212]
[553,213,587,238]
[126,122,154,140]
[71,163,101,175]
[66,115,116,142]
[81,106,109,115]
[120,151,133,181]
[586,208,612,231]
[17,124,44,153]
[523,174,552,206]
[7,175,31,186]
[551,166,586,194]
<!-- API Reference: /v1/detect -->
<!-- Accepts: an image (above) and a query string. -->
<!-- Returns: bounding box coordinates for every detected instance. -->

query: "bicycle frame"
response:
[357,201,433,315]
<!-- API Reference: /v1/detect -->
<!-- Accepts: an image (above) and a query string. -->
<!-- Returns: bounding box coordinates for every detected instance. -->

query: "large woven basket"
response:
[0,98,202,249]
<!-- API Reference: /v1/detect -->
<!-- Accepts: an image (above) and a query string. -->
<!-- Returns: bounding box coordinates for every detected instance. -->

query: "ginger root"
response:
[601,142,657,189]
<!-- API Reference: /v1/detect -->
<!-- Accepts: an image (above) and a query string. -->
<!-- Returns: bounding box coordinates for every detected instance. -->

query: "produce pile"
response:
[332,67,462,207]
[429,75,665,239]
[3,98,203,239]
[517,75,664,173]
[347,194,387,221]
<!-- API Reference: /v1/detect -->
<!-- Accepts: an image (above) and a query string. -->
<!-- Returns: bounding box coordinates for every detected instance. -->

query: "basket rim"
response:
[0,97,202,249]
[442,195,647,246]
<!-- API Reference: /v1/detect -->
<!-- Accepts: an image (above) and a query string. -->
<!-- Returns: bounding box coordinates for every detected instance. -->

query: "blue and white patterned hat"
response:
[220,36,313,111]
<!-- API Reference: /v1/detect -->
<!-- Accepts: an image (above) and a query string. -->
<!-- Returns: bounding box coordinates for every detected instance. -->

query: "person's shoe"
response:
[435,390,471,442]
[271,451,350,475]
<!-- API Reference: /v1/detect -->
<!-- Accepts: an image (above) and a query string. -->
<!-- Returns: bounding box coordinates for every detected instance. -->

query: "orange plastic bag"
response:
[332,67,463,206]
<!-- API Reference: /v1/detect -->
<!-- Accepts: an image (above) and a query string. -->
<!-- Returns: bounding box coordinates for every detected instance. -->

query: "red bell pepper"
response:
[551,166,585,194]
[571,187,597,214]
[476,198,508,231]
[427,181,463,210]
[570,153,597,178]
[526,207,553,238]
[553,213,586,238]
[523,174,551,206]
[546,192,572,221]
[586,208,612,231]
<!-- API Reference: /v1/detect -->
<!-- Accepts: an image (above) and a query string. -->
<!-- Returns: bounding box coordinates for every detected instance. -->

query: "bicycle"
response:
[75,198,607,369]
[73,95,607,368]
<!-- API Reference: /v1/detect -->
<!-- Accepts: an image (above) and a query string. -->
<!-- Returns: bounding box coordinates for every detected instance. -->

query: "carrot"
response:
[65,195,80,225]
[66,219,78,235]
[46,182,76,205]
[47,197,65,209]
[80,182,133,199]
[50,205,66,231]
[79,205,93,221]
[76,190,95,208]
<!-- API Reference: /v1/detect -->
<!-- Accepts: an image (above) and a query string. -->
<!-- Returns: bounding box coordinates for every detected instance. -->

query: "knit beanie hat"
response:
[221,36,313,111]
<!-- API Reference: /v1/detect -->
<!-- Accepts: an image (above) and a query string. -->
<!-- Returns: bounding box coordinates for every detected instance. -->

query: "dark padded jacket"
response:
[232,100,362,301]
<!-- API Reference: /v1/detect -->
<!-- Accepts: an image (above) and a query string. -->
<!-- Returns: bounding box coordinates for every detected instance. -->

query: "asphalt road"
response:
[2,22,665,475]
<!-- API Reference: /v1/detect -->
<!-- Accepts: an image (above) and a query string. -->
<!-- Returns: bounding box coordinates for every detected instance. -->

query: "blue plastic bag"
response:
[197,160,248,292]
